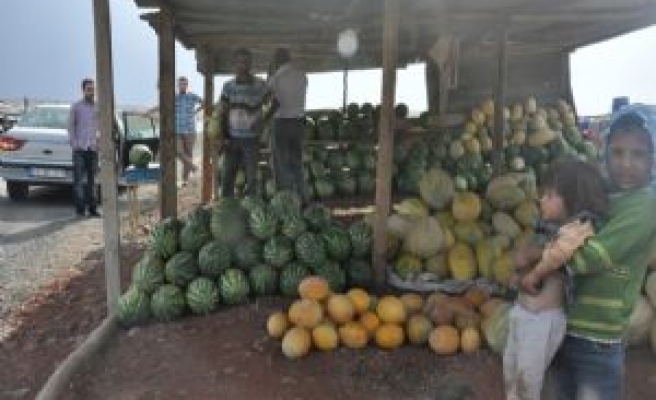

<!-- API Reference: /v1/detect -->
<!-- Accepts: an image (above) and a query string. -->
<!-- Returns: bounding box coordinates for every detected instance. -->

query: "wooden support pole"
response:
[372,0,400,289]
[492,26,508,175]
[201,64,214,203]
[92,0,121,313]
[158,4,177,218]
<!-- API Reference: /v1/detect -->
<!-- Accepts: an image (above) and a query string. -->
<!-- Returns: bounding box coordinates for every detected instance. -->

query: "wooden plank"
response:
[158,5,177,218]
[92,0,121,314]
[492,26,507,175]
[372,0,400,289]
[201,61,214,204]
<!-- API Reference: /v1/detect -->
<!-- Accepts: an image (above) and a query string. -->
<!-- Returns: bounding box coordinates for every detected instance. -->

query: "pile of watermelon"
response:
[117,190,374,327]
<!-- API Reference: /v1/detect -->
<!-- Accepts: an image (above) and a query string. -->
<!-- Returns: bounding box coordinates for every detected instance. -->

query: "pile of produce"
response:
[267,275,512,359]
[304,102,377,142]
[397,97,598,195]
[117,190,374,327]
[387,170,538,288]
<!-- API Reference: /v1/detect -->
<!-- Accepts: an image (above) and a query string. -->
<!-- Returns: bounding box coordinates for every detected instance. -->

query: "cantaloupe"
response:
[326,294,355,324]
[376,296,407,324]
[288,299,324,329]
[267,311,290,339]
[400,293,424,315]
[339,322,369,349]
[282,327,312,359]
[429,325,460,355]
[312,322,339,351]
[460,327,482,353]
[360,311,381,337]
[347,288,371,314]
[298,276,331,302]
[375,323,405,349]
[451,192,482,222]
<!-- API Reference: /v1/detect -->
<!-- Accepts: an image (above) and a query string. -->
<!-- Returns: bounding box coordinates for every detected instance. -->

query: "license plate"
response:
[30,167,66,178]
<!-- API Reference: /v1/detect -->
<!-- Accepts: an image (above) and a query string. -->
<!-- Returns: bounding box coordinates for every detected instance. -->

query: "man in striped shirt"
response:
[68,78,99,217]
[219,48,268,197]
[521,105,656,400]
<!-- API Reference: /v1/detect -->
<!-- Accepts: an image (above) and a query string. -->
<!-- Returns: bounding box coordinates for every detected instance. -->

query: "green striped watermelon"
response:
[165,251,199,287]
[263,236,293,268]
[295,232,326,266]
[132,251,165,294]
[303,204,332,231]
[151,284,186,322]
[248,206,279,240]
[249,264,278,296]
[279,262,311,297]
[349,220,373,258]
[281,213,307,240]
[198,241,232,278]
[346,258,374,289]
[312,261,346,293]
[149,218,180,260]
[117,286,151,327]
[270,190,302,218]
[233,237,262,270]
[321,226,352,261]
[186,277,220,315]
[219,269,251,305]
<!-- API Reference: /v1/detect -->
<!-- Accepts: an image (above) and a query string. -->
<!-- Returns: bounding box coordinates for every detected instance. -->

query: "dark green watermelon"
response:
[150,284,186,322]
[321,226,352,261]
[198,241,232,278]
[279,262,311,297]
[186,277,220,315]
[349,220,373,258]
[249,264,278,296]
[263,236,293,268]
[165,251,199,287]
[233,237,262,270]
[312,261,346,293]
[295,232,326,266]
[269,190,302,218]
[148,217,180,260]
[132,251,165,294]
[117,286,151,327]
[346,258,374,289]
[248,206,279,240]
[303,204,332,231]
[219,269,251,305]
[281,213,307,240]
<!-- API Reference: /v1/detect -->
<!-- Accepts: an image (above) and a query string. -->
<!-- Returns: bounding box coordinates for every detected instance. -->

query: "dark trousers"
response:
[271,118,305,200]
[72,149,98,212]
[221,137,258,197]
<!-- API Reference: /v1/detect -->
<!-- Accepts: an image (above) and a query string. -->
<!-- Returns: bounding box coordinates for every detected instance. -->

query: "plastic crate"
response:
[122,163,160,184]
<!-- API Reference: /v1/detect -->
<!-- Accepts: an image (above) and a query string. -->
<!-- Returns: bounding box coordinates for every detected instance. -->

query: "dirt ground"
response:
[1,189,656,400]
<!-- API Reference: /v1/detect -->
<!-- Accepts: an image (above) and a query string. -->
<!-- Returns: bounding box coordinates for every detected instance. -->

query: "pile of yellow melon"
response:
[266,276,510,359]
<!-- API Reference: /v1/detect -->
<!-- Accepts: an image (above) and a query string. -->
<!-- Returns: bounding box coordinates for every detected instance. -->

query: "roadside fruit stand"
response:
[14,1,656,399]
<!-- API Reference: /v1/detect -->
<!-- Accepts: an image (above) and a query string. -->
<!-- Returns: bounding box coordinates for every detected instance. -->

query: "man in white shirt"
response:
[266,48,308,201]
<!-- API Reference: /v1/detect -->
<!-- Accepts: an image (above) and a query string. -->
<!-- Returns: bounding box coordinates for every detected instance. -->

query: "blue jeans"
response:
[72,149,98,212]
[271,118,305,201]
[550,335,624,400]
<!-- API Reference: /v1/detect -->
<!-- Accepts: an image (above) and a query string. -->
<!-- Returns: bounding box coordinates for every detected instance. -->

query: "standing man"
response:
[219,48,268,197]
[266,47,308,200]
[175,76,203,187]
[68,78,100,217]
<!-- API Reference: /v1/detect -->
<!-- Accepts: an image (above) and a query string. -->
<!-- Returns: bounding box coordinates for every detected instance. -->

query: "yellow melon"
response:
[454,309,482,330]
[312,322,339,351]
[288,299,324,329]
[267,311,290,339]
[347,288,371,314]
[448,242,477,281]
[298,276,331,302]
[282,327,312,359]
[451,192,482,222]
[375,323,405,349]
[479,297,504,318]
[339,322,369,349]
[376,296,407,324]
[460,327,482,353]
[359,311,381,337]
[406,314,433,345]
[326,294,355,324]
[429,325,460,355]
[400,293,424,315]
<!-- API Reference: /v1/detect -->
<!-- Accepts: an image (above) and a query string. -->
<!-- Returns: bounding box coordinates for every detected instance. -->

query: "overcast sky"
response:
[1,0,655,115]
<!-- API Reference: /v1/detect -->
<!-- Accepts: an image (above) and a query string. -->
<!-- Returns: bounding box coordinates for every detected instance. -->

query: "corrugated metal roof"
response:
[132,0,656,74]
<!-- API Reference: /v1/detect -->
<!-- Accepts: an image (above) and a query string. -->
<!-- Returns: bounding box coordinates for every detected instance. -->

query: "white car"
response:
[0,104,158,201]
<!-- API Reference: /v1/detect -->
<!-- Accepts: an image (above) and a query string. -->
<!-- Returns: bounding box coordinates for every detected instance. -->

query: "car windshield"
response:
[15,107,69,130]
[124,113,159,139]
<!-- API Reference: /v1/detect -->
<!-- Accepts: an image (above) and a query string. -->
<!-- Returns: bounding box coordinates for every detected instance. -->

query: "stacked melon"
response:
[399,97,597,196]
[267,276,511,358]
[387,170,538,288]
[117,190,374,328]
